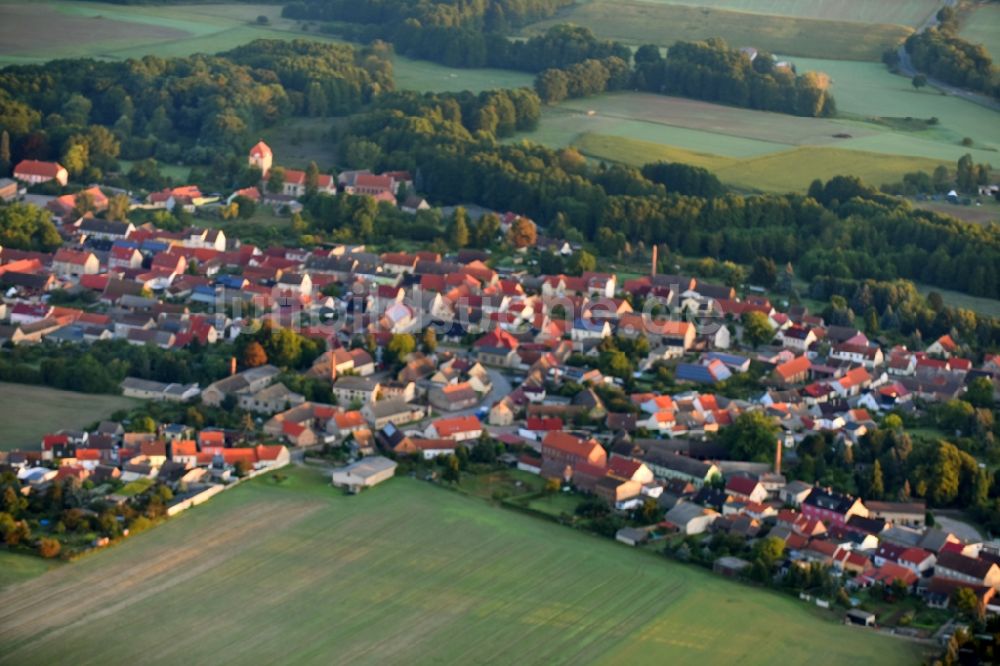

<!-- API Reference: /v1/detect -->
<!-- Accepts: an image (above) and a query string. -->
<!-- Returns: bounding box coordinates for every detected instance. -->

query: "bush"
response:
[37,537,61,559]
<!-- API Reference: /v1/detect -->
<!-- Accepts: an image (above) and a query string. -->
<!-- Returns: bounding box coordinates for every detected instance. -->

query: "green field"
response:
[524,1,913,61]
[0,466,923,665]
[0,1,535,94]
[575,134,948,193]
[0,382,136,452]
[0,551,59,591]
[629,0,940,26]
[960,2,1000,61]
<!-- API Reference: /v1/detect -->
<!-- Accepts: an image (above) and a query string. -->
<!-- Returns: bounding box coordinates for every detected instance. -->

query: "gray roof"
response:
[336,456,397,479]
[665,501,717,525]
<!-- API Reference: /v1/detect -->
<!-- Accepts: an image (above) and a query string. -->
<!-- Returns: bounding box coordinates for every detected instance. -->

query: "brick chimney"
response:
[774,437,782,475]
[651,245,658,277]
[230,356,237,376]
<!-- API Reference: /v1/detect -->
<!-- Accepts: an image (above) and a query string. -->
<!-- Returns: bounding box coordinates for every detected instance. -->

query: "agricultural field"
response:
[628,0,940,26]
[959,1,1000,61]
[0,466,924,665]
[0,382,136,452]
[0,0,534,94]
[523,1,913,61]
[574,134,946,193]
[0,552,59,591]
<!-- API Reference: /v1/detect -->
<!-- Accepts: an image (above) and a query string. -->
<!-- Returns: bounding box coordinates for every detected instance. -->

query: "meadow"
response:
[0,382,136,452]
[0,466,923,665]
[523,1,913,61]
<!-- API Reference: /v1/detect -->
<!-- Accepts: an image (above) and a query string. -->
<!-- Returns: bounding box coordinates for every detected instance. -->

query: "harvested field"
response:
[0,382,136,452]
[0,467,924,665]
[634,0,940,26]
[524,1,913,61]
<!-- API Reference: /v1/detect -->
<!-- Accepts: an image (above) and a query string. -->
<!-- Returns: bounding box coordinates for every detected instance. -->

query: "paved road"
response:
[894,0,1000,113]
[933,513,985,543]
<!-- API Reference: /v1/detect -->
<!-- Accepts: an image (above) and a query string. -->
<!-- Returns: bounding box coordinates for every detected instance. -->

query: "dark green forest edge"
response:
[282,0,836,115]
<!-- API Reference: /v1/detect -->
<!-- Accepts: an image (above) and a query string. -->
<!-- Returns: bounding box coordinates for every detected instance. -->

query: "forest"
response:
[340,89,1000,299]
[0,40,392,175]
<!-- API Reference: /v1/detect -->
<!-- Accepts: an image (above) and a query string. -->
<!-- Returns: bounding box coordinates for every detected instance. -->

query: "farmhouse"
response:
[665,501,719,535]
[201,365,280,406]
[13,159,68,186]
[331,456,397,493]
[362,397,426,429]
[425,415,482,441]
[121,377,201,402]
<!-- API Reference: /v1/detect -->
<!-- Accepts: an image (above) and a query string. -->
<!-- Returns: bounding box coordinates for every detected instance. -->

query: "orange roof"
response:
[255,445,286,461]
[222,448,257,466]
[774,355,811,380]
[173,440,198,457]
[14,159,64,177]
[430,415,481,438]
[542,431,602,459]
[249,140,272,158]
[334,411,366,429]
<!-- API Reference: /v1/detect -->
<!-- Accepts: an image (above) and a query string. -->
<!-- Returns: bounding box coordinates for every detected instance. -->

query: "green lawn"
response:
[0,466,925,664]
[0,551,59,591]
[523,1,913,61]
[0,382,136,452]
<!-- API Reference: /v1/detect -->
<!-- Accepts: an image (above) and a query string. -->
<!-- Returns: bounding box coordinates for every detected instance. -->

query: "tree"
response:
[953,587,983,621]
[422,327,437,353]
[544,477,561,495]
[741,311,774,348]
[449,207,470,248]
[911,74,927,90]
[386,333,416,366]
[568,250,596,275]
[37,537,61,559]
[0,203,61,252]
[131,416,156,433]
[266,166,286,194]
[506,216,537,248]
[718,411,779,462]
[870,459,885,499]
[243,341,268,368]
[106,193,130,222]
[304,161,320,197]
[749,256,777,288]
[344,139,383,170]
[442,454,461,483]
[965,377,995,409]
[752,536,785,567]
[0,130,9,176]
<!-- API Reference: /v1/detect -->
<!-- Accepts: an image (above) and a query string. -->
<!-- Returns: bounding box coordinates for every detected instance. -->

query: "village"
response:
[1,141,1000,638]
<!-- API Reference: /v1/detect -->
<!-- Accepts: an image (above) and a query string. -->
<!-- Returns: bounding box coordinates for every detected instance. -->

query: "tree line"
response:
[0,40,392,177]
[341,92,1000,298]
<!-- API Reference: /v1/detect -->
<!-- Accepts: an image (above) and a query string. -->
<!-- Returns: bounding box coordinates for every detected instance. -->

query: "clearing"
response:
[0,382,136,452]
[0,467,923,665]
[524,1,913,61]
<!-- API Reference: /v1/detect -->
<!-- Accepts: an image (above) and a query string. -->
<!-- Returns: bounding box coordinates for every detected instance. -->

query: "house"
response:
[201,365,280,406]
[331,456,397,493]
[428,382,479,412]
[249,140,273,178]
[0,178,18,202]
[665,501,719,535]
[935,551,1000,589]
[13,159,68,186]
[926,334,958,358]
[51,249,100,277]
[273,168,336,197]
[541,431,607,469]
[394,437,456,460]
[120,377,201,402]
[475,328,520,367]
[865,500,926,529]
[425,415,482,442]
[725,476,768,503]
[780,480,814,507]
[362,397,426,430]
[238,382,305,414]
[773,356,811,386]
[332,376,381,406]
[639,448,720,487]
[801,487,867,526]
